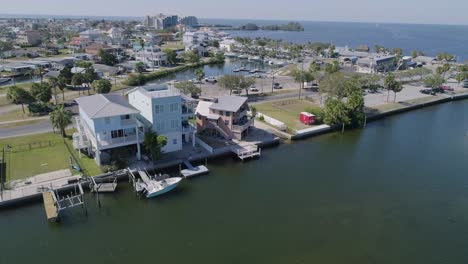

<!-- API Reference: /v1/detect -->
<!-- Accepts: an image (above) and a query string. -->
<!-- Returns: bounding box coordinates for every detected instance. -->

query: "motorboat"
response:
[144,177,183,198]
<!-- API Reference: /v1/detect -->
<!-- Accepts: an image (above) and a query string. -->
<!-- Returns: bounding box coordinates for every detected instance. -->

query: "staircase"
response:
[73,117,90,150]
[207,119,232,140]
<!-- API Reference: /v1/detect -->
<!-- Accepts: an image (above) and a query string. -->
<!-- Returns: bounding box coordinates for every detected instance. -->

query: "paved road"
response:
[0,119,53,139]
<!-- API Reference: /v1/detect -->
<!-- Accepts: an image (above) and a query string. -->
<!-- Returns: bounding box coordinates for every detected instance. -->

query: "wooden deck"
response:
[181,160,209,178]
[42,192,58,221]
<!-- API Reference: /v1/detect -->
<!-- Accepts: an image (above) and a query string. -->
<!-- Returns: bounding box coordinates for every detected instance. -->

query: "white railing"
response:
[232,119,254,132]
[98,134,140,147]
[195,137,214,154]
[120,119,137,127]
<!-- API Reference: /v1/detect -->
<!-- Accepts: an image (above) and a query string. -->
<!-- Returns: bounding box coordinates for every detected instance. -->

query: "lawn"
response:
[255,99,322,131]
[161,41,184,50]
[0,108,33,122]
[0,130,100,181]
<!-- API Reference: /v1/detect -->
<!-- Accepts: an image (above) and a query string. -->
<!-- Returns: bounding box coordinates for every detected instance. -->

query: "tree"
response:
[57,76,67,101]
[93,79,112,94]
[58,66,73,84]
[391,81,403,102]
[391,48,403,57]
[194,68,205,91]
[384,73,400,102]
[324,61,340,74]
[49,105,72,137]
[30,83,52,103]
[328,45,336,58]
[455,71,468,87]
[143,129,168,162]
[71,73,85,95]
[34,66,45,84]
[163,49,178,65]
[48,77,59,104]
[436,63,451,78]
[319,72,346,101]
[212,40,220,48]
[436,53,454,62]
[135,62,146,73]
[309,61,321,73]
[98,49,118,66]
[323,98,350,131]
[346,87,365,127]
[183,50,200,64]
[423,74,445,91]
[174,81,201,98]
[6,86,33,113]
[292,67,314,99]
[218,75,255,96]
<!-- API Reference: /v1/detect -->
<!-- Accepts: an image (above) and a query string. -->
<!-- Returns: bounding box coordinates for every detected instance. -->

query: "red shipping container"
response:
[299,112,316,125]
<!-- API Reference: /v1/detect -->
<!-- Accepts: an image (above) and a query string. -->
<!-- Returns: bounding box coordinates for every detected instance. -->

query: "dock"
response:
[231,144,261,160]
[180,159,209,178]
[90,177,117,193]
[42,191,58,221]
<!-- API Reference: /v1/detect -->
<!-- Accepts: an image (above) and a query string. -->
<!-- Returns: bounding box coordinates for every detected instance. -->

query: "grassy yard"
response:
[0,108,33,122]
[255,99,322,131]
[0,130,100,181]
[161,41,184,50]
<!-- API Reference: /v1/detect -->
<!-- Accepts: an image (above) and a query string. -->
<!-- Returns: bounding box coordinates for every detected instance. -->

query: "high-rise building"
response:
[180,16,199,27]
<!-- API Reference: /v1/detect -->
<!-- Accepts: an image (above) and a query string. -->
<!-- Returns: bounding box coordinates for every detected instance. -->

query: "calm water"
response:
[201,19,468,62]
[2,101,468,263]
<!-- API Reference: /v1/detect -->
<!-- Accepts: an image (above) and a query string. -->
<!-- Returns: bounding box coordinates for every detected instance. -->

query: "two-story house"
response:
[195,96,253,140]
[74,94,144,165]
[127,85,196,153]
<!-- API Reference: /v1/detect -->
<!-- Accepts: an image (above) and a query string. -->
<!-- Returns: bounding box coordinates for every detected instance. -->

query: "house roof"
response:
[75,94,139,119]
[209,96,247,112]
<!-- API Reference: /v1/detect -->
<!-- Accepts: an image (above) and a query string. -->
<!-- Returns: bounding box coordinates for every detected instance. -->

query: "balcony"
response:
[120,119,138,127]
[232,118,254,133]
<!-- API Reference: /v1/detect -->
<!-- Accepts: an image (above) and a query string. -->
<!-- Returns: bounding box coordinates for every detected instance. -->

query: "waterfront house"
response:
[79,29,104,40]
[134,46,167,68]
[16,30,42,46]
[128,85,196,153]
[195,96,253,140]
[74,94,144,165]
[182,31,209,46]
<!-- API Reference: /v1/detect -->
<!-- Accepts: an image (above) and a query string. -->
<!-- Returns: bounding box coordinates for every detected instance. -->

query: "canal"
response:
[1,101,468,263]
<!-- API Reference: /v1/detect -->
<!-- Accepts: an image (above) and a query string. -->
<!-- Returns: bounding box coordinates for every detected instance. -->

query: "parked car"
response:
[439,85,454,91]
[232,89,241,94]
[273,82,282,89]
[204,76,217,84]
[250,86,259,92]
[420,89,436,95]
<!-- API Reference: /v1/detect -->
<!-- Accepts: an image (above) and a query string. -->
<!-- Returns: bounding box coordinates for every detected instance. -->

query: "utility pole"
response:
[271,75,275,94]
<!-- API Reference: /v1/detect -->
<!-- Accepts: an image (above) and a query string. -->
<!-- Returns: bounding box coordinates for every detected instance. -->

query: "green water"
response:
[2,101,468,264]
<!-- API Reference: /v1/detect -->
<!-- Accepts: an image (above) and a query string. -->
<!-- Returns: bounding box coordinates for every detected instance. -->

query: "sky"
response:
[1,0,468,25]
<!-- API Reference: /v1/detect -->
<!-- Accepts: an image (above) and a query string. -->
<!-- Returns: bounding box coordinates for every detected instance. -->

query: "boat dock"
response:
[41,183,86,222]
[180,159,209,178]
[90,176,117,193]
[232,144,262,160]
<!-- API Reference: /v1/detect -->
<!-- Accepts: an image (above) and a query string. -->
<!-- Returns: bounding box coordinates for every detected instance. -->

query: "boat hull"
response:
[145,178,182,198]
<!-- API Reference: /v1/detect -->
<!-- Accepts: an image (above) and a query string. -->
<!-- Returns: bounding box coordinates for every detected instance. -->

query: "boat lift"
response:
[42,183,86,222]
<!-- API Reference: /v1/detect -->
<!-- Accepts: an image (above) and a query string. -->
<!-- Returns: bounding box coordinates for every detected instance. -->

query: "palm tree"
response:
[49,105,72,138]
[34,66,44,84]
[194,68,205,92]
[57,76,67,102]
[48,77,59,104]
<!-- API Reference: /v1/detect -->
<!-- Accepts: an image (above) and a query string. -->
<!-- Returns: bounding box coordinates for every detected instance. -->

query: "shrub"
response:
[305,107,324,124]
[28,101,52,114]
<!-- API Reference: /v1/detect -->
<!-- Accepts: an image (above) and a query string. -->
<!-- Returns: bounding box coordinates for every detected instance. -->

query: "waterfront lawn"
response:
[0,130,100,181]
[0,108,32,122]
[255,99,322,131]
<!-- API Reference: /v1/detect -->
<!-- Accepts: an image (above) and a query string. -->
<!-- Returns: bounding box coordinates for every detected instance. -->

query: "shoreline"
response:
[1,91,468,210]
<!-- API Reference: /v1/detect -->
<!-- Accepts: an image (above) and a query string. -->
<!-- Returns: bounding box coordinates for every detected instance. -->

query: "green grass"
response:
[0,108,33,122]
[0,96,9,106]
[160,41,184,50]
[0,119,41,129]
[255,99,322,130]
[0,130,100,181]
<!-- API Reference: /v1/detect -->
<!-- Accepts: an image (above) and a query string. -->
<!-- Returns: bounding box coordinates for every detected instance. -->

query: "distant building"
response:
[79,29,103,40]
[16,30,42,46]
[107,27,124,39]
[135,46,167,67]
[357,55,396,74]
[144,14,178,30]
[180,16,198,27]
[195,96,253,140]
[182,31,209,46]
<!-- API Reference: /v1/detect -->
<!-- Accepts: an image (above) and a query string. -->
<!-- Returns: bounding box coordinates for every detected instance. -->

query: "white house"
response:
[135,46,167,68]
[107,27,124,39]
[79,29,103,40]
[220,39,236,52]
[74,94,144,165]
[128,85,196,153]
[183,31,209,46]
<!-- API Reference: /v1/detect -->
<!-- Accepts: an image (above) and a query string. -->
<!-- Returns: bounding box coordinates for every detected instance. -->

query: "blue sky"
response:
[2,0,467,25]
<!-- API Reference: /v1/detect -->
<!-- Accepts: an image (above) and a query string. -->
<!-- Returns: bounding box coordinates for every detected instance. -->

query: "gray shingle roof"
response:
[75,94,139,119]
[209,95,247,112]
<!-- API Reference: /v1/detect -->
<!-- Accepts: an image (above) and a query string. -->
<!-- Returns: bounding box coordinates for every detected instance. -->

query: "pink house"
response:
[195,96,254,140]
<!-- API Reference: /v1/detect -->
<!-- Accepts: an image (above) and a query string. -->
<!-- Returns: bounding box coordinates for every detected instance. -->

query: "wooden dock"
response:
[232,145,261,161]
[42,191,58,221]
[90,177,117,193]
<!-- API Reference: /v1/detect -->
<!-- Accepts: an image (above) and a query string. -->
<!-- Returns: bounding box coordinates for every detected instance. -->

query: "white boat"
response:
[248,56,262,61]
[144,177,183,198]
[238,54,249,59]
[225,52,238,58]
[137,170,183,198]
[0,78,12,85]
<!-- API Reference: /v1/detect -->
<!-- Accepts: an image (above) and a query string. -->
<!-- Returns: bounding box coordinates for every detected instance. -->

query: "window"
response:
[173,139,177,145]
[170,103,179,112]
[219,111,224,116]
[225,120,229,126]
[120,115,130,120]
[111,129,124,138]
[155,105,164,114]
[105,117,110,124]
[171,119,179,129]
[225,111,231,117]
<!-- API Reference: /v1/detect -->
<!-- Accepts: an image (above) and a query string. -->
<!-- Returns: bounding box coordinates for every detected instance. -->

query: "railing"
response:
[98,134,140,147]
[232,118,254,133]
[120,119,137,127]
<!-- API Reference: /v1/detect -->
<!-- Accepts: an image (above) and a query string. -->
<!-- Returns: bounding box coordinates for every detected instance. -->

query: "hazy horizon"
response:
[1,0,468,26]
